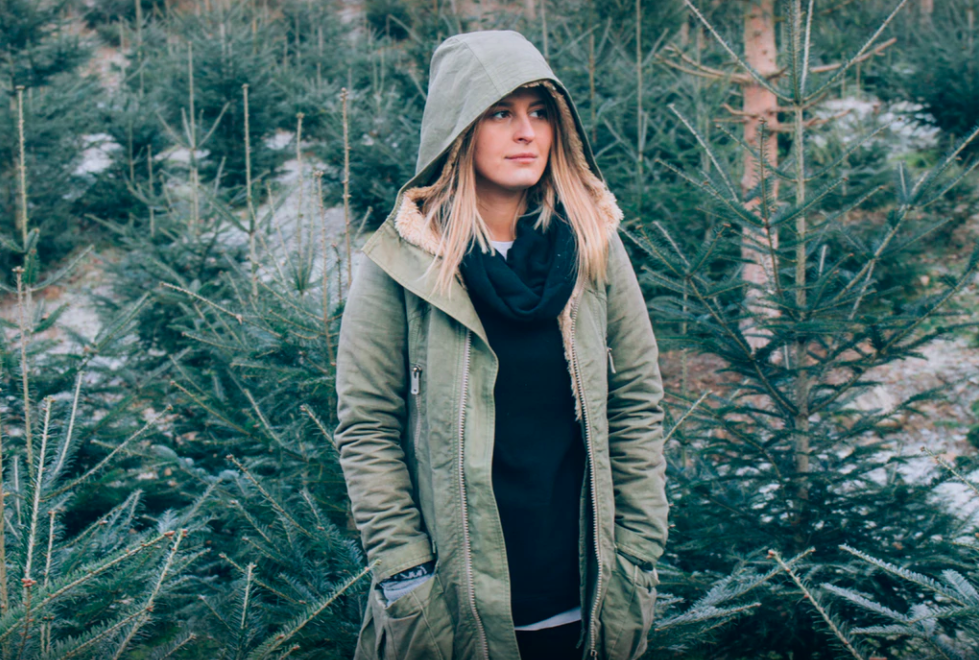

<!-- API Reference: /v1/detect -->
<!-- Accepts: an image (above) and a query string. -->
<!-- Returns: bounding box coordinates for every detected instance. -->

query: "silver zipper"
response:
[411,365,434,557]
[411,366,423,456]
[410,366,422,395]
[457,331,489,660]
[572,300,602,658]
[606,347,616,374]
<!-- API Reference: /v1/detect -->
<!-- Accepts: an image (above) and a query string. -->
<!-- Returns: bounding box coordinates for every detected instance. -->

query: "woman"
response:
[336,30,668,660]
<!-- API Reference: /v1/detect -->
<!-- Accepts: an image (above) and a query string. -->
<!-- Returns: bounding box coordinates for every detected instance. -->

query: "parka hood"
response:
[380,30,623,257]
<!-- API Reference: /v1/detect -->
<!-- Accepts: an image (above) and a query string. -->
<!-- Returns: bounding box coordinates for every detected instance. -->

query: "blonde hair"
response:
[418,84,611,295]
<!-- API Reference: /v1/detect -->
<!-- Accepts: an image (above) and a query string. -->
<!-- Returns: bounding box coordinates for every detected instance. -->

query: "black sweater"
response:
[470,293,586,626]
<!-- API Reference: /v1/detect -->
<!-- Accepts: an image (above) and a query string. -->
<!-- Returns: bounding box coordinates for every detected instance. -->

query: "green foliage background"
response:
[0,0,976,657]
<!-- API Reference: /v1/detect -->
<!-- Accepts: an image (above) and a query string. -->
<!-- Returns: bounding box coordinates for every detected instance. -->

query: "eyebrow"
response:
[490,99,548,109]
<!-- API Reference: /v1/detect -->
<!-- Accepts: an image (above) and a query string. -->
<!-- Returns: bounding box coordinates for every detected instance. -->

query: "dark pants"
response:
[516,621,582,660]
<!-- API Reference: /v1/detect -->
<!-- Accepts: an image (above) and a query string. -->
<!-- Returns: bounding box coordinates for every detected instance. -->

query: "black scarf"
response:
[460,210,577,323]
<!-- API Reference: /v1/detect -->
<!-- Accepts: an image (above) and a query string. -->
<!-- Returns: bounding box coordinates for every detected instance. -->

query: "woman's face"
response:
[472,88,553,198]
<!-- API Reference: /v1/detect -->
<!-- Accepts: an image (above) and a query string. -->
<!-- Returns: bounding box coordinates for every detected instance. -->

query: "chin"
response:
[501,174,545,191]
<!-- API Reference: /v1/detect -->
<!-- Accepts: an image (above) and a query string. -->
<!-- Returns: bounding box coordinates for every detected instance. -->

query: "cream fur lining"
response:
[392,81,622,421]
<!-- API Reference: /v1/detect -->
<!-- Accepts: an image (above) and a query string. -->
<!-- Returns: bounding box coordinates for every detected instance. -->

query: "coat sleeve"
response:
[605,231,669,567]
[335,257,435,583]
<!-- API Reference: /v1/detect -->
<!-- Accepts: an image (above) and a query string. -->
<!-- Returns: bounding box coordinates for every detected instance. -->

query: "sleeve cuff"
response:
[370,540,436,583]
[615,524,664,569]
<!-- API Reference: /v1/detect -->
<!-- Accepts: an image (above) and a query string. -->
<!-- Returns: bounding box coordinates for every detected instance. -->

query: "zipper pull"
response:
[606,347,616,374]
[410,366,422,395]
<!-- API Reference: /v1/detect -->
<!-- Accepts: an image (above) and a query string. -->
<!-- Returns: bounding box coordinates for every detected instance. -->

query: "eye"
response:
[488,109,510,120]
[530,108,548,119]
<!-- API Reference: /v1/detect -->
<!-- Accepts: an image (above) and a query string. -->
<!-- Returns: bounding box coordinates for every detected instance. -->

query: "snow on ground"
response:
[4,126,357,358]
[74,134,122,176]
[814,96,942,155]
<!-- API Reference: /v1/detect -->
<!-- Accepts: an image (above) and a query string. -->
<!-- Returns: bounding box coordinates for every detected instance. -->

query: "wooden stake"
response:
[16,87,29,247]
[244,85,257,298]
[341,89,352,286]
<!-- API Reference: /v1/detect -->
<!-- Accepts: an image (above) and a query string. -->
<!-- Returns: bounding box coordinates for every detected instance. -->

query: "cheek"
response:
[539,125,554,154]
[473,130,503,176]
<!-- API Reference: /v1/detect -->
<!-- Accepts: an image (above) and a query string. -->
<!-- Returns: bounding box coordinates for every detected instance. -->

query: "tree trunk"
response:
[741,0,780,350]
[920,0,934,23]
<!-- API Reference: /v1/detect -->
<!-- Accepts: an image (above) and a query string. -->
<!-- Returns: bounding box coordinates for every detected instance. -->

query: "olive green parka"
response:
[335,30,668,660]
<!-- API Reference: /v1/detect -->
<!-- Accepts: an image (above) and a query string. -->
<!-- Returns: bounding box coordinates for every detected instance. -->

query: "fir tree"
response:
[0,0,100,279]
[633,0,979,657]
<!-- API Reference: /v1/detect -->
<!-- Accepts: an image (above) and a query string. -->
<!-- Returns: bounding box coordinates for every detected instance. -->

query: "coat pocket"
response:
[600,551,659,660]
[369,572,453,660]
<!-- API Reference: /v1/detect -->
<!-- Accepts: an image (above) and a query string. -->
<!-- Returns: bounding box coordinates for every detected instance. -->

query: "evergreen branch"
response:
[651,160,734,224]
[171,381,254,437]
[243,532,296,571]
[243,389,289,451]
[42,607,145,660]
[160,282,243,324]
[919,157,979,209]
[807,129,888,182]
[199,594,234,632]
[300,490,325,531]
[850,624,916,636]
[219,554,300,605]
[839,545,967,606]
[148,632,197,660]
[880,256,979,353]
[922,447,979,501]
[822,584,908,623]
[181,331,242,352]
[681,400,787,484]
[713,124,795,181]
[245,562,374,660]
[180,478,219,528]
[237,563,256,657]
[28,246,94,293]
[229,500,277,547]
[651,222,692,268]
[47,406,171,499]
[770,177,846,229]
[625,224,689,279]
[24,398,53,586]
[680,0,790,101]
[0,533,169,645]
[113,529,188,660]
[663,391,711,444]
[831,205,911,304]
[683,281,796,415]
[198,101,232,148]
[226,456,311,538]
[808,0,912,99]
[911,123,979,203]
[940,571,979,605]
[686,224,730,276]
[254,277,326,326]
[769,550,867,660]
[50,371,83,479]
[654,602,760,630]
[300,405,336,450]
[658,46,756,85]
[668,105,739,200]
[61,490,144,567]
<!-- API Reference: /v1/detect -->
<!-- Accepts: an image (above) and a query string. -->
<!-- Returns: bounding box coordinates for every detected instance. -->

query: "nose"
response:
[513,111,535,143]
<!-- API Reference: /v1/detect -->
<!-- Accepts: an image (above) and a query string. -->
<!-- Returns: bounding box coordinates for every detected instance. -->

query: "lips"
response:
[506,153,537,162]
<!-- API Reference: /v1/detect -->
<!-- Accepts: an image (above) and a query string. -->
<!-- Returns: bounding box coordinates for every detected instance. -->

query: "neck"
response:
[476,184,527,242]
